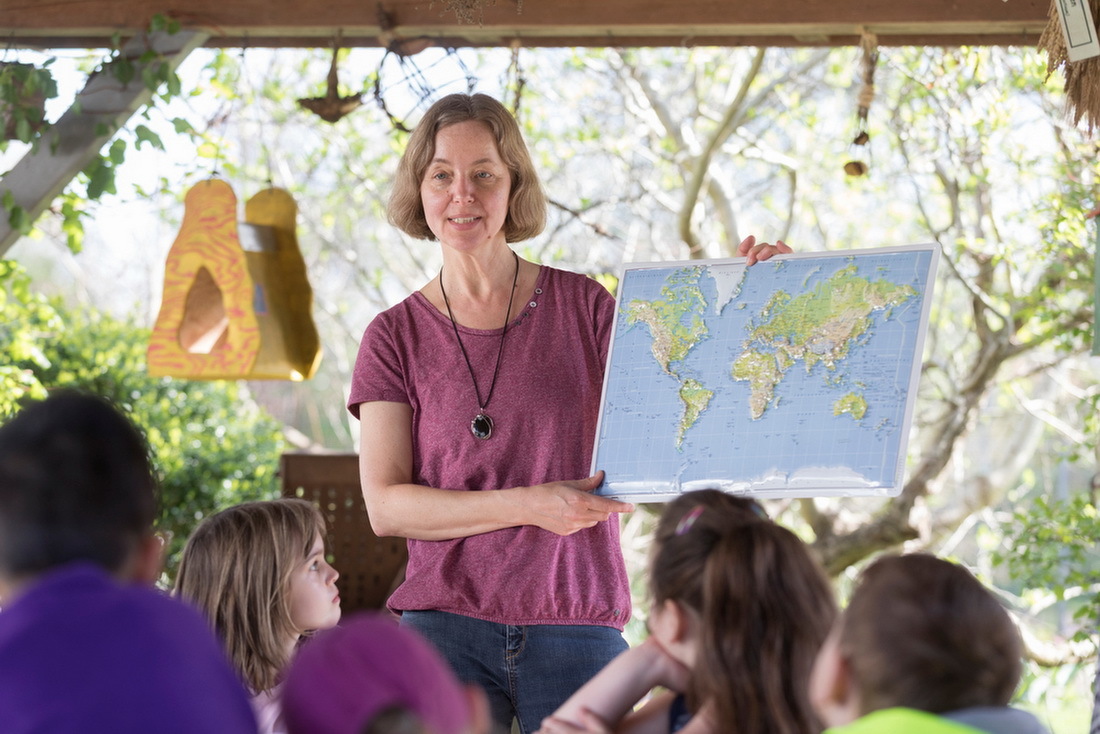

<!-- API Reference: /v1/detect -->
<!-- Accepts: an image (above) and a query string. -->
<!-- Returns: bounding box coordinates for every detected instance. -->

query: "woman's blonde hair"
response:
[388,92,546,242]
[174,498,326,693]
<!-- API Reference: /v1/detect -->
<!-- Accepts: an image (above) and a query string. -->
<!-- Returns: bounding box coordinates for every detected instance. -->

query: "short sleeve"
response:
[347,312,410,419]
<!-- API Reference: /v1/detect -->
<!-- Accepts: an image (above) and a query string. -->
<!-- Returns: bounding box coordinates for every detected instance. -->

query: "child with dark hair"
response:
[809,553,1050,734]
[538,489,837,734]
[0,390,257,733]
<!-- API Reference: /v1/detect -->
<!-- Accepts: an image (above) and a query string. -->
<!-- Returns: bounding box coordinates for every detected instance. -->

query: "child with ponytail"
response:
[538,489,837,734]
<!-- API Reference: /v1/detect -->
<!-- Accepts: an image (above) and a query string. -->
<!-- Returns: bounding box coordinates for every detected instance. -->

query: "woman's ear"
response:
[808,628,861,728]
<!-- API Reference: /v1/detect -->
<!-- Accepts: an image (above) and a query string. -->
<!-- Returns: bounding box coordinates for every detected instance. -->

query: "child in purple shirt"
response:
[0,391,257,734]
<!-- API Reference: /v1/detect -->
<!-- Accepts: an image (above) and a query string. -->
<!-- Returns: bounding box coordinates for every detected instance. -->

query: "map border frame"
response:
[591,243,942,503]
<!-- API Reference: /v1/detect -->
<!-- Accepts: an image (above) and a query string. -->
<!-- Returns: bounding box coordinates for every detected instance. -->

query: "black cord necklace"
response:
[439,251,519,440]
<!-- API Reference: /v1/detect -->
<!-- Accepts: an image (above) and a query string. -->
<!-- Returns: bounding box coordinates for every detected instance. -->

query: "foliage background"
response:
[0,262,285,573]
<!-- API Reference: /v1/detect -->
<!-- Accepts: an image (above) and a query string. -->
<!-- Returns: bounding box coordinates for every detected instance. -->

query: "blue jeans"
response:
[401,610,627,734]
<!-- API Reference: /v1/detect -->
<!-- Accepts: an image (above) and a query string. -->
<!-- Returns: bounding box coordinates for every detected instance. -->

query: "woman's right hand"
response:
[522,472,634,536]
[360,403,631,539]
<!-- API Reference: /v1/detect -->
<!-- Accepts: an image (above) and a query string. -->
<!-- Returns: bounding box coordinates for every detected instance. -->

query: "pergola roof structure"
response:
[0,0,1056,253]
[4,0,1050,50]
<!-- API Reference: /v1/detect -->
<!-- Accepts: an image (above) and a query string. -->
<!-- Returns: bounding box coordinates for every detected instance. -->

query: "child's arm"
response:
[538,697,676,734]
[536,637,690,734]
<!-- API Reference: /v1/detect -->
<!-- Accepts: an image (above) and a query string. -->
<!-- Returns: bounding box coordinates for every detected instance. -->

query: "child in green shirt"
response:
[809,553,1049,734]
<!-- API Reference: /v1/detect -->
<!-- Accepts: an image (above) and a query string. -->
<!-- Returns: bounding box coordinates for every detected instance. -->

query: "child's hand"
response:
[638,636,692,693]
[537,708,613,734]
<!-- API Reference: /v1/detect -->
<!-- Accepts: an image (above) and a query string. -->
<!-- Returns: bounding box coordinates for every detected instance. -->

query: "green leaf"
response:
[112,57,135,87]
[85,160,116,199]
[134,124,163,150]
[171,117,194,135]
[14,116,30,143]
[7,204,27,233]
[107,138,126,165]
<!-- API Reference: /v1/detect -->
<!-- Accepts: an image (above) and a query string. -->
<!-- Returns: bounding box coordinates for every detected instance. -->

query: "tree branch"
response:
[678,48,766,257]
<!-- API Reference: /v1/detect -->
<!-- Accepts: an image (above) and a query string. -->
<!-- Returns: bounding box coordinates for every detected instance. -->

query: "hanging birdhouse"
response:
[147,179,322,381]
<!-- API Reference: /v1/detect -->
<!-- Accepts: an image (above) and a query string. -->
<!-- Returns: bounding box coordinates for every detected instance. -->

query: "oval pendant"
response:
[471,413,493,440]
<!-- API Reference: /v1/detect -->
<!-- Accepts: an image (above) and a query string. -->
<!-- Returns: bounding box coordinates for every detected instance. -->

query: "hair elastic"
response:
[748,499,769,519]
[676,505,705,536]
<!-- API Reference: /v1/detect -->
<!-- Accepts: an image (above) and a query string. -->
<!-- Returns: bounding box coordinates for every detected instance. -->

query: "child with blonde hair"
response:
[538,489,837,734]
[175,498,342,734]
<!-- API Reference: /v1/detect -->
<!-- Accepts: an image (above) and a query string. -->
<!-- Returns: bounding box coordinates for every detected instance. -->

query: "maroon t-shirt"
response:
[348,265,631,629]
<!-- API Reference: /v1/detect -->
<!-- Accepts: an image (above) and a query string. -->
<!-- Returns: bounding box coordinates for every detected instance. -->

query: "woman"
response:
[348,92,789,734]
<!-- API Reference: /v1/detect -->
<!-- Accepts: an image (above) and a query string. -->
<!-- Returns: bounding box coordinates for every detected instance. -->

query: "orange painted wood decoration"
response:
[147,178,322,380]
[244,187,322,380]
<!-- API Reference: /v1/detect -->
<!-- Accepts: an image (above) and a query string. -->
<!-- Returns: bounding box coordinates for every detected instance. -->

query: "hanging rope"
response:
[505,41,526,124]
[237,42,276,188]
[857,30,878,124]
[844,29,877,177]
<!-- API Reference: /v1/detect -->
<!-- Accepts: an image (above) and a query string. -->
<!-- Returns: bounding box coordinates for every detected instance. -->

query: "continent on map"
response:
[624,267,708,376]
[833,392,868,420]
[731,262,916,420]
[677,379,714,448]
[624,267,717,446]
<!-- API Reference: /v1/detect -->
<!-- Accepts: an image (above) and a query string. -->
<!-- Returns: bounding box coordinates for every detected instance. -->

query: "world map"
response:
[592,244,940,502]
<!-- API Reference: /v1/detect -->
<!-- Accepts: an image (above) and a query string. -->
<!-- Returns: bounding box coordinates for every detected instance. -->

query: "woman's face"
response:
[288,533,342,635]
[420,119,512,252]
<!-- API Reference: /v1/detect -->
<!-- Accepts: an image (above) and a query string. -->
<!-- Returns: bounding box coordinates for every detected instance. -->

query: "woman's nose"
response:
[451,177,474,201]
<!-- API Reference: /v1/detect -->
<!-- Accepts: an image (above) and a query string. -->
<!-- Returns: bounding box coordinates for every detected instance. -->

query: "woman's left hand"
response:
[738,235,793,266]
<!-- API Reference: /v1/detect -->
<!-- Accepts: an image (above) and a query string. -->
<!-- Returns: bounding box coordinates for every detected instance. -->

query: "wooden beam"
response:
[0,29,208,257]
[1,0,1050,49]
